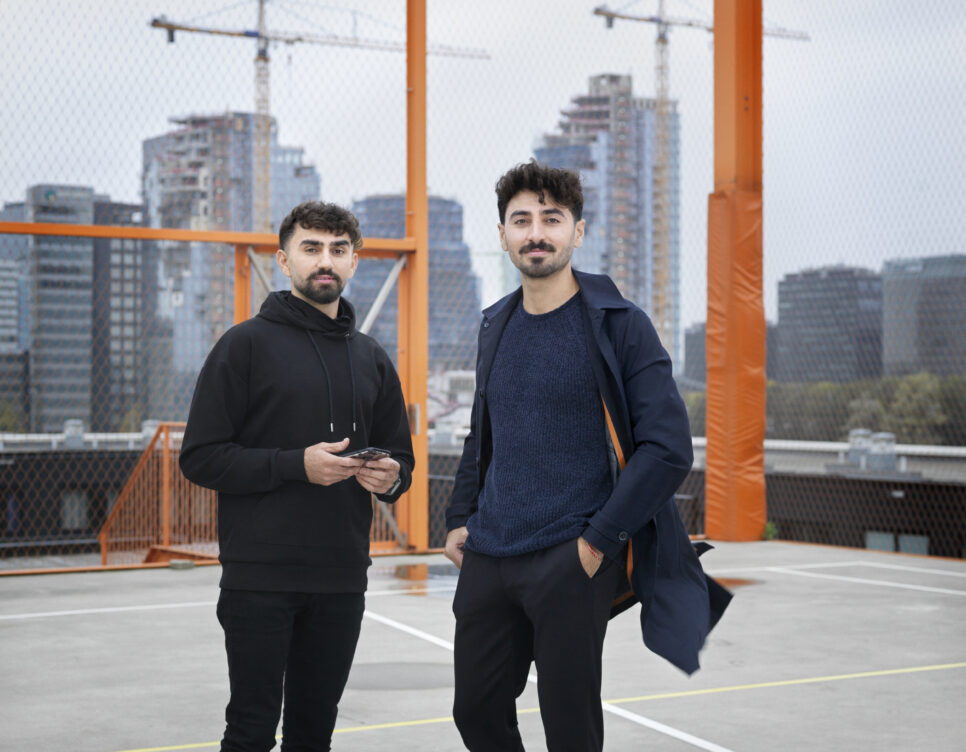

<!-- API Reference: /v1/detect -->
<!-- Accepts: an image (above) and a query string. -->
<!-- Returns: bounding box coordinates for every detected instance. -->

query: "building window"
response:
[61,489,89,531]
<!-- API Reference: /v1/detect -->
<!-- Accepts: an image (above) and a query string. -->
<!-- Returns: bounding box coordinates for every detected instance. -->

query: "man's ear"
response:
[276,248,291,278]
[498,223,508,252]
[573,218,586,248]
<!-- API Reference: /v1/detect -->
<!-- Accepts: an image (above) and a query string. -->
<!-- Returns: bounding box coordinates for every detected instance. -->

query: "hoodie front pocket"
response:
[252,483,351,548]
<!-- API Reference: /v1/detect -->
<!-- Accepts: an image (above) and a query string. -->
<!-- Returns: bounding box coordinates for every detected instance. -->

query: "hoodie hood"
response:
[257,290,357,338]
[258,290,360,433]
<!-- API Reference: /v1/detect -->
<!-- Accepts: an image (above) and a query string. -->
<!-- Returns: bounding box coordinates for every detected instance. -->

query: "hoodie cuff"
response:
[277,448,308,482]
[376,461,411,503]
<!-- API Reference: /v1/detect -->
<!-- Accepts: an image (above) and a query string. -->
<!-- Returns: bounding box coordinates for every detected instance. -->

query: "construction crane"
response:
[152,1,488,233]
[593,2,807,355]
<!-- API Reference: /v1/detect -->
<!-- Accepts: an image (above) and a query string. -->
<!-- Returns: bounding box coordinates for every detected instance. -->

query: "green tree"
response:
[766,381,800,439]
[842,392,887,438]
[684,391,706,437]
[884,372,947,444]
[800,382,852,441]
[937,376,966,446]
[0,401,26,432]
[117,405,144,433]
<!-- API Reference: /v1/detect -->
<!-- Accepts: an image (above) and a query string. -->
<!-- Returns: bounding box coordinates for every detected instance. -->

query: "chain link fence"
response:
[1,1,964,569]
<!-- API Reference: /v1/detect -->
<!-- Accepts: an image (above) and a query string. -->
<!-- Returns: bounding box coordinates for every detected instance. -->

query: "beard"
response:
[512,241,572,279]
[295,269,345,305]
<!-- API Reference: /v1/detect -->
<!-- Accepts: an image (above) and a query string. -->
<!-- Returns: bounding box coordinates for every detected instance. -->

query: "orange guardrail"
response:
[98,422,216,565]
[98,422,413,567]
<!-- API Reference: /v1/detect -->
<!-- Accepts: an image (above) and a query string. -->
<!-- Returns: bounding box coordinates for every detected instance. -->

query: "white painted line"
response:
[758,560,966,578]
[766,561,869,570]
[0,585,456,621]
[707,561,857,575]
[767,567,966,596]
[601,703,735,752]
[364,607,734,751]
[856,561,966,578]
[362,609,455,652]
[711,560,966,578]
[0,601,216,621]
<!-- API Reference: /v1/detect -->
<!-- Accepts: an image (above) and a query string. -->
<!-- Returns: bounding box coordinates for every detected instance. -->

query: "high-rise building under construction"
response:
[534,74,682,364]
[141,112,320,418]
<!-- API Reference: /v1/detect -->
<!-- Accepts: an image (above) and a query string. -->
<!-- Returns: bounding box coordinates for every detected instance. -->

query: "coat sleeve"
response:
[581,309,694,560]
[179,331,308,495]
[369,352,415,503]
[445,387,481,531]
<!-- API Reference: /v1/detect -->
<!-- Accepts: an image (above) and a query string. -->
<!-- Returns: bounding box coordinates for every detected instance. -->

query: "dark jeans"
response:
[216,589,365,752]
[452,538,621,752]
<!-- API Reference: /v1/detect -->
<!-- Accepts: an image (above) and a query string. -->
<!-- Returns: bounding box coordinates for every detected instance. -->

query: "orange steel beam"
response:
[401,0,430,550]
[0,221,415,253]
[0,223,414,329]
[705,0,767,541]
[0,221,277,246]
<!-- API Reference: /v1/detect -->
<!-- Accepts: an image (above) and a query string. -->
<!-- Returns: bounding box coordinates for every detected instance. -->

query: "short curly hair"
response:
[278,201,363,251]
[495,160,584,224]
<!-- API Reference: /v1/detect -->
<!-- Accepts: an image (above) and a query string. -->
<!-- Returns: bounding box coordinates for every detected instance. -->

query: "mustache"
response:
[521,241,555,253]
[311,269,342,284]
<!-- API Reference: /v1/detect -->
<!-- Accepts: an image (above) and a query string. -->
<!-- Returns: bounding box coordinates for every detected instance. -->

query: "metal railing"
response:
[97,422,412,568]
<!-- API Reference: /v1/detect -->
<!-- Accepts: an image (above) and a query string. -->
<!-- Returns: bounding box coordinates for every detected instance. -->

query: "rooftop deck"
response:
[2,541,964,751]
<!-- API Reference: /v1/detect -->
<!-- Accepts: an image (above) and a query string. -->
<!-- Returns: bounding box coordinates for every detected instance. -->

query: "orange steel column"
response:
[234,245,252,323]
[705,0,767,540]
[401,0,430,550]
[162,424,172,548]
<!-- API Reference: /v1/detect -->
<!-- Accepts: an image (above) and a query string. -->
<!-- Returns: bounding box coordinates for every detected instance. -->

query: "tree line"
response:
[683,373,966,446]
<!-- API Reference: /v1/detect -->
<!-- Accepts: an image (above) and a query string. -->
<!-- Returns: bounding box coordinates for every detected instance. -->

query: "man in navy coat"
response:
[444,161,728,751]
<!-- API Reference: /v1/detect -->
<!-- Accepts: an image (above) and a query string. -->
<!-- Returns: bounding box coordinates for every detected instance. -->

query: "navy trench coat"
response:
[447,270,730,675]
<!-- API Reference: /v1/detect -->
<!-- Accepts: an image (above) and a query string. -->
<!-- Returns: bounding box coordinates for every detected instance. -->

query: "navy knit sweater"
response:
[465,293,613,557]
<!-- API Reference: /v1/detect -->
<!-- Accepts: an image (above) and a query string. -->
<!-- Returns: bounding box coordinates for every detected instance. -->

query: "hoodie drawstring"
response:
[345,335,358,433]
[305,330,358,435]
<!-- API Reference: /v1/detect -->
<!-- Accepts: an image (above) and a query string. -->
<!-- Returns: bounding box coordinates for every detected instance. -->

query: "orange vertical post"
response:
[161,424,172,548]
[234,245,252,323]
[402,0,430,550]
[705,0,767,540]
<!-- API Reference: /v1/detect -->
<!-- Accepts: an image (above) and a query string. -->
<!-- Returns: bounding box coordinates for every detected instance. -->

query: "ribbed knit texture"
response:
[466,293,612,557]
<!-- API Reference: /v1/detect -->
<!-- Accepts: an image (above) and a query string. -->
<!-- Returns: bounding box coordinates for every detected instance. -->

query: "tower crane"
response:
[152,1,488,233]
[593,2,807,355]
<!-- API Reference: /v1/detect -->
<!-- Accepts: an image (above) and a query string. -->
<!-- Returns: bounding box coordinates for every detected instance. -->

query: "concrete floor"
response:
[1,541,964,751]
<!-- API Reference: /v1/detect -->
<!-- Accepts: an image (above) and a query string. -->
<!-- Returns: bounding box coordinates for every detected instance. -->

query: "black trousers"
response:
[216,589,365,752]
[452,538,621,752]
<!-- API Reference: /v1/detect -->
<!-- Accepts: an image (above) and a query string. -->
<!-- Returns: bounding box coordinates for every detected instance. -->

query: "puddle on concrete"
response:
[393,563,459,581]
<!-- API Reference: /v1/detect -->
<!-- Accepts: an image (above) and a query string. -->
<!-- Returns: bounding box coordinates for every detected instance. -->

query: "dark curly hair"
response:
[495,160,584,224]
[278,201,363,251]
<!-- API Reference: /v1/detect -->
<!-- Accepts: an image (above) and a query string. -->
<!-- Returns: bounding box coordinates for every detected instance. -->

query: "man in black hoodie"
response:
[180,201,415,751]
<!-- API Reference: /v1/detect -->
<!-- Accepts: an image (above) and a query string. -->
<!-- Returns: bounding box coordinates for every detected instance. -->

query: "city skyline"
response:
[536,73,683,363]
[2,1,963,332]
[680,253,965,386]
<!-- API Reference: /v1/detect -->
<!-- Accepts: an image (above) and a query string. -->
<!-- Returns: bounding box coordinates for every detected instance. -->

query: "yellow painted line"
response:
[114,743,220,752]
[335,706,540,734]
[606,661,966,704]
[113,662,966,752]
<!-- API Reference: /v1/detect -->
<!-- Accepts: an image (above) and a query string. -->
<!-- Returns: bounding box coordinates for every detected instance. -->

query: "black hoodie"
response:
[180,291,414,593]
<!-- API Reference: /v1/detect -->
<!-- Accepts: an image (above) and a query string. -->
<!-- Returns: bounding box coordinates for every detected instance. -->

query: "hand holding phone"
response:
[339,447,391,462]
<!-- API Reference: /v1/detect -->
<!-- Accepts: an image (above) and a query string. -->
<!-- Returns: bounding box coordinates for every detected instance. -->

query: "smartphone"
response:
[340,447,391,461]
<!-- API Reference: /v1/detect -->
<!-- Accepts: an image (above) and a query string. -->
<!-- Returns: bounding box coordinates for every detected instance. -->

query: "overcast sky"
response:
[2,0,964,329]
